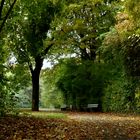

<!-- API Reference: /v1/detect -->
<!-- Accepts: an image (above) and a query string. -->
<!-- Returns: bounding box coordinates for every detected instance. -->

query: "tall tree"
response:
[0,0,18,116]
[7,0,63,111]
[54,0,115,61]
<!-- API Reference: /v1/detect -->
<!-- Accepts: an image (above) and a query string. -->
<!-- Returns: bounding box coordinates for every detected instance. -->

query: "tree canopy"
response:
[0,0,140,115]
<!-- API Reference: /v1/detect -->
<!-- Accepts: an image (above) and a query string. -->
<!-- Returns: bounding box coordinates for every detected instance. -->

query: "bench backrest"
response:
[61,104,67,108]
[87,104,98,108]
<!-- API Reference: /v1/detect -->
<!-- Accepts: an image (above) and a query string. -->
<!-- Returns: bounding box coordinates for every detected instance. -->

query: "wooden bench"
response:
[61,104,72,111]
[61,104,67,111]
[87,104,99,112]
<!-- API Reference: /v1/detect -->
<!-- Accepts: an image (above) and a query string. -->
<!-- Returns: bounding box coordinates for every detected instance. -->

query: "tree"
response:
[0,0,18,86]
[54,0,115,61]
[99,0,140,112]
[41,68,63,108]
[0,0,18,116]
[121,1,140,77]
[55,58,110,110]
[7,0,63,111]
[125,0,140,28]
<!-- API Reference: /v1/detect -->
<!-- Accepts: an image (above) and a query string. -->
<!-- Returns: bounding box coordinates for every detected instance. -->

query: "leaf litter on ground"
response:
[0,111,140,140]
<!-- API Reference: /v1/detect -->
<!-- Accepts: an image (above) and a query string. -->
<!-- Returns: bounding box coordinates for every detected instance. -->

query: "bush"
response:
[102,74,140,113]
[0,75,19,116]
[56,59,110,110]
[0,91,18,116]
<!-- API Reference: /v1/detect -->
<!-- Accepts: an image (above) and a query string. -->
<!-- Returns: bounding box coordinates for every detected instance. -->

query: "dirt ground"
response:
[0,112,140,140]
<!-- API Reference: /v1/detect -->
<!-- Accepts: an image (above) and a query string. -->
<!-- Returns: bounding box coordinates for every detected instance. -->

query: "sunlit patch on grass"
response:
[19,109,67,119]
[31,112,67,119]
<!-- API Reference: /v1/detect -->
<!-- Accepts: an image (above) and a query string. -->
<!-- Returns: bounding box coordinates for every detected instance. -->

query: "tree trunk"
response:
[30,56,43,111]
[31,70,40,111]
[29,43,52,111]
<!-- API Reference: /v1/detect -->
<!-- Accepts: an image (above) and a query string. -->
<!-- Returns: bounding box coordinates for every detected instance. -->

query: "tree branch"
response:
[42,37,54,56]
[0,0,5,19]
[28,61,33,74]
[0,0,17,33]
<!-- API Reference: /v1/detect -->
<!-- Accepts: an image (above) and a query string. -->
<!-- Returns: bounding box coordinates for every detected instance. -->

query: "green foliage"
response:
[0,0,139,114]
[8,0,61,62]
[5,0,64,111]
[0,0,17,33]
[122,34,140,77]
[41,68,64,108]
[0,42,13,116]
[0,42,31,116]
[0,90,19,116]
[53,0,116,61]
[125,0,140,24]
[16,86,32,108]
[102,75,139,113]
[56,59,110,110]
[0,71,17,116]
[0,0,31,114]
[0,63,31,116]
[135,87,140,112]
[101,26,140,113]
[8,64,31,91]
[41,87,63,108]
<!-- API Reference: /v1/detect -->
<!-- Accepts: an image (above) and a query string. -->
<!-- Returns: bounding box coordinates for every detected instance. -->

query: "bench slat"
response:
[87,104,98,108]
